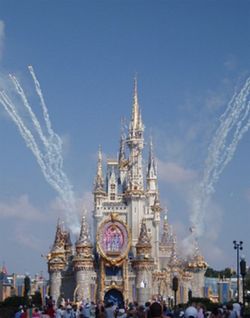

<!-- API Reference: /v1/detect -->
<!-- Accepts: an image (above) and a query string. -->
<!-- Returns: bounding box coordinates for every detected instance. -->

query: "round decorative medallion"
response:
[97,214,130,265]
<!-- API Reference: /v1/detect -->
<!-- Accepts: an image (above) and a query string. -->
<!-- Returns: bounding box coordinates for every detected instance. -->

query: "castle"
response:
[47,79,207,306]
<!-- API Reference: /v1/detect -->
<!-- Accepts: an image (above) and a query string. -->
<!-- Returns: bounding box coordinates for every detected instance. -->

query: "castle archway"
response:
[104,288,124,308]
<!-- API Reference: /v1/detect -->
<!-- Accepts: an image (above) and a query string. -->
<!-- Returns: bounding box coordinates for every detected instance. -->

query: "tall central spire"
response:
[129,76,143,136]
[127,76,144,191]
[132,76,139,130]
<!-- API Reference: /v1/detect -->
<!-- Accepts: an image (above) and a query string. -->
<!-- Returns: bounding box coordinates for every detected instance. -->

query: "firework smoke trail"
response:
[0,66,79,234]
[190,77,250,237]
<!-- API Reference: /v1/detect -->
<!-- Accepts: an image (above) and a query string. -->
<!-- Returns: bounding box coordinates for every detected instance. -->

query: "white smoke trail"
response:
[190,77,250,237]
[0,67,79,234]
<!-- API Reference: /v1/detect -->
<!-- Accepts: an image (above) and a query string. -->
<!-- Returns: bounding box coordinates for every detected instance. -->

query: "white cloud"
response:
[157,158,196,184]
[0,194,45,221]
[15,225,44,251]
[49,191,93,232]
[0,20,5,61]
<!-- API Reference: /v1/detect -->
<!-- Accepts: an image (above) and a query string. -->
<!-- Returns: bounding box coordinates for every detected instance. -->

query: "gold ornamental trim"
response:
[96,213,131,266]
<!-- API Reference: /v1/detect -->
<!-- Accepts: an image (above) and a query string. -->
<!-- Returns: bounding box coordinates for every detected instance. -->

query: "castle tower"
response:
[64,231,73,260]
[127,77,144,192]
[169,233,178,270]
[47,220,66,304]
[151,192,162,270]
[47,79,207,304]
[133,221,154,305]
[118,123,128,191]
[126,78,146,249]
[73,215,95,302]
[93,146,106,231]
[186,237,207,297]
[147,138,158,206]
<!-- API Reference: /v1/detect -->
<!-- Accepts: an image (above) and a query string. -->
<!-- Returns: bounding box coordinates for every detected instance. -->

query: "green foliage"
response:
[245,269,250,291]
[205,267,236,278]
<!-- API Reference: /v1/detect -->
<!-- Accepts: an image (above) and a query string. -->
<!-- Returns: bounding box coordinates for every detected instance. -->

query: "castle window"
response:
[111,184,116,190]
[110,194,115,200]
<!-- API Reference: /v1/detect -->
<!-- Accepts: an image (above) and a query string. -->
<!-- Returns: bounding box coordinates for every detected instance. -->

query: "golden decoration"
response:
[96,213,131,266]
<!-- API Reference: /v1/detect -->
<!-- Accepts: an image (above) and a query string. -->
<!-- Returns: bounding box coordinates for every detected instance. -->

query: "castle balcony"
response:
[105,276,124,287]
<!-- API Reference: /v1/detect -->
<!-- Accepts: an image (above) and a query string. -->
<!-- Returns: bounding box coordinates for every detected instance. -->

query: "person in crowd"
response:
[127,303,137,318]
[184,306,198,318]
[105,301,116,318]
[32,308,41,318]
[144,302,151,318]
[197,304,205,318]
[233,303,241,318]
[15,305,24,318]
[63,305,74,318]
[137,305,146,318]
[55,305,65,318]
[117,308,127,318]
[90,302,96,318]
[226,303,237,318]
[98,304,105,318]
[149,302,163,318]
[20,308,28,318]
[45,303,55,318]
[209,307,223,318]
[83,302,91,318]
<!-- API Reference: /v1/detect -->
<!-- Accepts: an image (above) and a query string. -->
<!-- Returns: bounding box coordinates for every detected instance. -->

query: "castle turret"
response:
[147,138,158,206]
[133,221,154,305]
[47,220,66,304]
[118,123,128,191]
[73,215,95,302]
[186,237,207,298]
[94,146,106,231]
[107,163,118,201]
[169,233,178,270]
[151,192,162,269]
[159,214,175,270]
[94,146,105,193]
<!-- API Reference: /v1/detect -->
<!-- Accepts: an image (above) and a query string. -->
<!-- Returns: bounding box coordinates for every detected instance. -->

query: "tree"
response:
[24,275,31,298]
[205,267,235,278]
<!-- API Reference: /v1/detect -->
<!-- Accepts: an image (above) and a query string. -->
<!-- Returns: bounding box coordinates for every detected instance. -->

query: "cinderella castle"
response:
[47,80,207,306]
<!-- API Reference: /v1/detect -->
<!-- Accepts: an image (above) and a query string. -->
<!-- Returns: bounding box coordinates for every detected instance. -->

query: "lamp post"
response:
[233,240,243,302]
[240,257,246,310]
[172,275,178,310]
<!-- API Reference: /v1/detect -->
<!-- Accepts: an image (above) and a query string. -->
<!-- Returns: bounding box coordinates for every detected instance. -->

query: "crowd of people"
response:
[13,299,244,318]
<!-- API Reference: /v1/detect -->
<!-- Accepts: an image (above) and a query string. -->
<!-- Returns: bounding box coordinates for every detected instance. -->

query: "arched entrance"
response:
[104,288,124,308]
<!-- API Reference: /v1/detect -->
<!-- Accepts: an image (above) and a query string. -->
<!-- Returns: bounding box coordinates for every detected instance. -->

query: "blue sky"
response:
[0,0,250,276]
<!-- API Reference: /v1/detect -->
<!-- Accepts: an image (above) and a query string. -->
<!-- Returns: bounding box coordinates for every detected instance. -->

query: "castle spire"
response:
[129,76,143,136]
[169,234,178,268]
[118,120,126,164]
[77,214,91,246]
[132,76,139,131]
[94,145,104,192]
[51,218,65,252]
[138,220,151,246]
[127,76,144,191]
[147,137,157,179]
